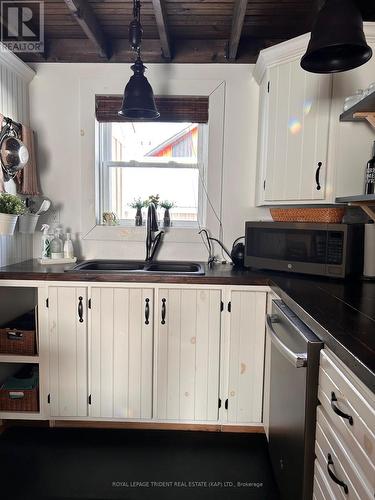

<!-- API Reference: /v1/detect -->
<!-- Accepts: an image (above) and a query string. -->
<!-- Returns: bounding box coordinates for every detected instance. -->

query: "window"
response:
[98,121,208,227]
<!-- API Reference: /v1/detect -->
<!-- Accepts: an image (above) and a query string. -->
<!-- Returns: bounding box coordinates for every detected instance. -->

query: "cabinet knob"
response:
[315,162,322,191]
[145,298,150,325]
[326,453,348,494]
[78,296,84,323]
[161,298,166,325]
[330,391,353,425]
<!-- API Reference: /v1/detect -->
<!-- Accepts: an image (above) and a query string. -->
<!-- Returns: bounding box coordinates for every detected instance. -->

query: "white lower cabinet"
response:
[155,288,222,422]
[44,284,268,425]
[226,290,267,423]
[48,286,88,417]
[313,349,375,500]
[89,287,153,419]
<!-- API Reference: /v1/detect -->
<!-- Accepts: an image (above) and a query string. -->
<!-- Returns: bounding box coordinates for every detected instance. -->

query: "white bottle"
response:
[41,224,51,259]
[50,228,64,259]
[64,233,74,259]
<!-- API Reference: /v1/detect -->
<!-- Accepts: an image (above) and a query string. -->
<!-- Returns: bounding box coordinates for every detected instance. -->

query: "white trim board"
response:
[79,76,226,243]
[0,42,35,83]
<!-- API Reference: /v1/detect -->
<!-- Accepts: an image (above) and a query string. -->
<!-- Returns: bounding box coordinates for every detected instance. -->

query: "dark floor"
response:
[0,426,280,500]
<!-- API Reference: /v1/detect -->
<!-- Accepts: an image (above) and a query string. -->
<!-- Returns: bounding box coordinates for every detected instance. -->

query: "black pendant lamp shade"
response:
[301,0,372,73]
[118,0,159,120]
[118,58,160,119]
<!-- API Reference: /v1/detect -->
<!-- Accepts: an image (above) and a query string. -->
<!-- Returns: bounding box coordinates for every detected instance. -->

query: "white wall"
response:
[29,63,269,261]
[0,48,34,267]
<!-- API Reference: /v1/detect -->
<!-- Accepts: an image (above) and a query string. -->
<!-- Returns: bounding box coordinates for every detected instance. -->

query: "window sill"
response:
[100,221,199,230]
[83,224,202,243]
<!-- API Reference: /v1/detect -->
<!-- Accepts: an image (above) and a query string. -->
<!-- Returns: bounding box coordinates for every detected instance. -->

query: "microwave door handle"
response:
[266,315,308,368]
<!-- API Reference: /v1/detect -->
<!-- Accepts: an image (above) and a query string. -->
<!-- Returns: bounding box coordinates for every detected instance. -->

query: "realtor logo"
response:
[1,1,44,52]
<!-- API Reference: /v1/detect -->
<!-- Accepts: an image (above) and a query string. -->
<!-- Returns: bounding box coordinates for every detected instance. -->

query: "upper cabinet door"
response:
[155,288,222,422]
[89,287,153,419]
[226,290,267,424]
[260,60,332,203]
[48,287,88,417]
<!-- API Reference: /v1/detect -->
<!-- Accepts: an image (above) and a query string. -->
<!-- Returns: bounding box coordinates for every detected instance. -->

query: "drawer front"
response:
[319,350,375,482]
[316,406,373,500]
[314,459,336,500]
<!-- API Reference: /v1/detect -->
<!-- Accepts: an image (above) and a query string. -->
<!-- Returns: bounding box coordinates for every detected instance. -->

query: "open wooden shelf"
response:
[340,92,375,129]
[335,195,375,222]
[0,354,39,364]
[0,411,41,420]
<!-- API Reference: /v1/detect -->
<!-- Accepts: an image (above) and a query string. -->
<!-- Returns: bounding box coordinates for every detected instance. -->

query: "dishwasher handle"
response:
[266,314,308,368]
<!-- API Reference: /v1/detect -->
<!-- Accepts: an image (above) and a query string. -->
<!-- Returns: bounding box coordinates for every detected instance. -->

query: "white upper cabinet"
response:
[254,35,332,205]
[264,61,331,202]
[254,26,375,205]
[155,288,222,422]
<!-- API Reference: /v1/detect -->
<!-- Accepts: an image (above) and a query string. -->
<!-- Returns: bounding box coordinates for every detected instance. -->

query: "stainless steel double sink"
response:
[69,260,205,275]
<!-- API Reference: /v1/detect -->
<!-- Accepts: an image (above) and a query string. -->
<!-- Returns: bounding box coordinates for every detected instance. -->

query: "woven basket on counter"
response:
[270,208,345,223]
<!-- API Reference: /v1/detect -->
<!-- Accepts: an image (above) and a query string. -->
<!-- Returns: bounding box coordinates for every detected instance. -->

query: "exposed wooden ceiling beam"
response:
[63,0,109,59]
[228,0,248,61]
[151,0,172,60]
[19,38,269,64]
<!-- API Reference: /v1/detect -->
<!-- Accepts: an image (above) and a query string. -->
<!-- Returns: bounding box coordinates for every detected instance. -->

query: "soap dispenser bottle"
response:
[64,233,74,259]
[50,228,64,259]
[41,224,51,259]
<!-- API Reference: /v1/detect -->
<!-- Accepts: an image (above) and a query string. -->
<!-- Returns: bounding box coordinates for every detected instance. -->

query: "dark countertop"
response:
[0,259,374,393]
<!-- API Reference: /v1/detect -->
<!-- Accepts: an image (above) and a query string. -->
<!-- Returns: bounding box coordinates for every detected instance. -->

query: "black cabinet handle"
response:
[78,296,84,323]
[327,453,348,494]
[331,392,353,425]
[145,298,150,325]
[161,298,166,325]
[7,330,23,340]
[315,162,322,191]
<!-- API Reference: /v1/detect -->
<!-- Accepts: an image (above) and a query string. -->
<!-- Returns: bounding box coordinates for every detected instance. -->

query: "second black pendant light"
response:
[301,0,372,73]
[118,0,160,119]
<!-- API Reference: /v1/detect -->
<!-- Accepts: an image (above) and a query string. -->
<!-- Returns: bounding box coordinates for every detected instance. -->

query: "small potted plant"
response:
[0,193,26,235]
[146,194,160,208]
[129,198,145,226]
[102,212,119,226]
[160,200,175,227]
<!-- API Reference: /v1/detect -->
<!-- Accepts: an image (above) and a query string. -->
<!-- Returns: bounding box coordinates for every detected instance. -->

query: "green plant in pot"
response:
[0,193,26,235]
[129,198,146,226]
[160,200,175,227]
[145,194,160,208]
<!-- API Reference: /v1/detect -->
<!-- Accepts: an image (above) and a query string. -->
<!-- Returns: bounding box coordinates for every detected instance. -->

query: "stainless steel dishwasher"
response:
[267,299,323,500]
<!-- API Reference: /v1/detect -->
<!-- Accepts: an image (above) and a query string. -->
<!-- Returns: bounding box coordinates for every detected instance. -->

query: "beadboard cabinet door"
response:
[155,288,222,422]
[258,59,332,204]
[226,290,267,423]
[48,287,88,417]
[89,287,153,419]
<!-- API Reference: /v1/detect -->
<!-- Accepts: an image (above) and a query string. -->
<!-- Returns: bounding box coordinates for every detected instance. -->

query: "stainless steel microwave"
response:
[245,222,364,278]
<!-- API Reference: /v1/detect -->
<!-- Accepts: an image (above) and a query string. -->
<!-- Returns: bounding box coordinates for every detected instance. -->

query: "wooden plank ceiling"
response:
[9,0,375,64]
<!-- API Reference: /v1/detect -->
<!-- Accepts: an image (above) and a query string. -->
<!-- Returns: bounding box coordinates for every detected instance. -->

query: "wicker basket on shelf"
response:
[0,311,36,356]
[0,367,39,412]
[270,207,345,223]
